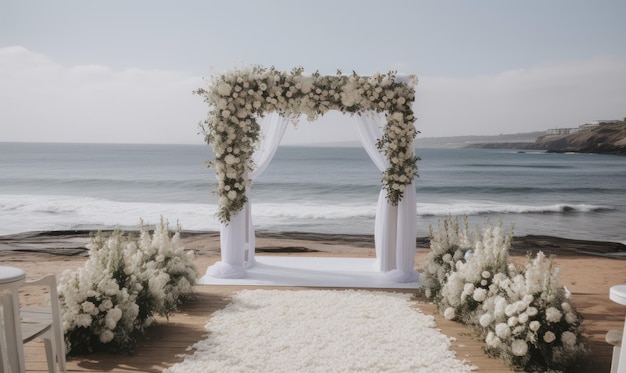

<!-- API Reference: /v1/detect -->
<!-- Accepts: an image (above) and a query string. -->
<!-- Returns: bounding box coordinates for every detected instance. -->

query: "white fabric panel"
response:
[352,112,390,271]
[385,181,421,283]
[204,209,247,278]
[352,112,419,282]
[251,112,289,179]
[206,113,288,278]
[246,113,289,268]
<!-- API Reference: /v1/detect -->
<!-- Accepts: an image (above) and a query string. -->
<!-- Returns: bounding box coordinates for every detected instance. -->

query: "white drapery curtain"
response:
[205,112,289,278]
[352,112,420,283]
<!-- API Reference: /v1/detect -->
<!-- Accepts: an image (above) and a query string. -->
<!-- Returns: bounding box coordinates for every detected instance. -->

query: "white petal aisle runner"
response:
[164,290,475,373]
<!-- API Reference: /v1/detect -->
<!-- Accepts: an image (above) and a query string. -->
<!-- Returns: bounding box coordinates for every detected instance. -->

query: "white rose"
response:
[227,191,237,200]
[473,288,487,302]
[543,331,556,343]
[99,330,115,344]
[99,299,113,311]
[81,301,96,314]
[529,320,541,332]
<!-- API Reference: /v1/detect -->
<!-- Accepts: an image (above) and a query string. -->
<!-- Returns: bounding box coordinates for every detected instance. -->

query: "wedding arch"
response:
[194,65,421,282]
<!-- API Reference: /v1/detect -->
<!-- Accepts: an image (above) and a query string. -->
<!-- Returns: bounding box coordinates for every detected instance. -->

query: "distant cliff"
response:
[466,121,626,155]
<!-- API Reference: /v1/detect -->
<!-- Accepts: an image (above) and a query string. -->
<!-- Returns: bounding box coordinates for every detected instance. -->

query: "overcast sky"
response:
[1,0,625,145]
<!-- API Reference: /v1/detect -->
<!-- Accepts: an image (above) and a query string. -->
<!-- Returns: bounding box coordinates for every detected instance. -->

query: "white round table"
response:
[0,266,26,284]
[610,285,626,373]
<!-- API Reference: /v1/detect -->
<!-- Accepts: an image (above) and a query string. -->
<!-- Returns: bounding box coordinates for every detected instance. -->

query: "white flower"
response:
[543,331,556,343]
[444,307,456,320]
[511,339,528,356]
[473,288,487,302]
[81,301,96,314]
[486,331,501,348]
[505,304,516,317]
[217,82,232,96]
[99,299,113,311]
[561,331,577,346]
[565,311,577,324]
[99,330,115,344]
[227,190,237,200]
[526,306,538,317]
[529,320,541,332]
[463,283,475,295]
[495,323,511,339]
[75,313,92,328]
[479,313,493,327]
[546,307,563,323]
[391,112,404,122]
[561,302,572,313]
[523,294,534,305]
[482,271,491,279]
[507,316,518,327]
[518,312,529,324]
[515,301,527,313]
[442,253,452,263]
[224,154,237,165]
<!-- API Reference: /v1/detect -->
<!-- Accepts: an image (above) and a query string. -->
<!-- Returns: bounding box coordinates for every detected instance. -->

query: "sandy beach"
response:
[1,230,625,372]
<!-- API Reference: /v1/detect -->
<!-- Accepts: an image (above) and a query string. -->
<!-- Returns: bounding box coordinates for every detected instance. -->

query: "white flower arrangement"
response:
[58,218,198,354]
[421,215,473,302]
[422,216,587,372]
[194,66,419,223]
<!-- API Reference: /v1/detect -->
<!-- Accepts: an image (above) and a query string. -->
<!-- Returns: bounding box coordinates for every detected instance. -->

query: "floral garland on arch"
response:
[194,65,420,223]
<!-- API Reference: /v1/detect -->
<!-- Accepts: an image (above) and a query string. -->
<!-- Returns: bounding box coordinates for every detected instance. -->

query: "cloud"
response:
[415,56,626,137]
[0,46,207,144]
[1,47,625,144]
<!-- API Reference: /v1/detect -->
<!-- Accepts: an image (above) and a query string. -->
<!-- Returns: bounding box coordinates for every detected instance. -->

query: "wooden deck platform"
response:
[8,246,624,373]
[22,282,620,373]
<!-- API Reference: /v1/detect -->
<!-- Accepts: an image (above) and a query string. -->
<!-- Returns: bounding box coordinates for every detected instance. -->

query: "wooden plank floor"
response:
[14,253,624,373]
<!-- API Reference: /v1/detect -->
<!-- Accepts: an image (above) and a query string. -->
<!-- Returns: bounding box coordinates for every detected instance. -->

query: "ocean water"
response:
[0,142,625,244]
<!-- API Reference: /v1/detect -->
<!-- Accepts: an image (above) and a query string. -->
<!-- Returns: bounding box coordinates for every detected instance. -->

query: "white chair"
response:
[0,273,66,372]
[607,329,622,373]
